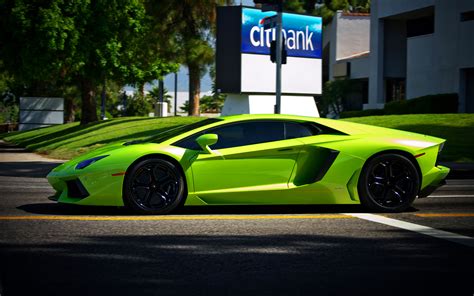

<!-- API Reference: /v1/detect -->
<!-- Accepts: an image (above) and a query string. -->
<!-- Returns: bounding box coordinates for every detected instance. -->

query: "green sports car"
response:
[47,114,449,214]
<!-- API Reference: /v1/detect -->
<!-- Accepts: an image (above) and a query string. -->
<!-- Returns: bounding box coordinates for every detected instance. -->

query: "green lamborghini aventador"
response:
[47,114,449,214]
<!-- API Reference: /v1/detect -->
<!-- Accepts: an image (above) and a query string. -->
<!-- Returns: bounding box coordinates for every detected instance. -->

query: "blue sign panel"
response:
[241,8,322,59]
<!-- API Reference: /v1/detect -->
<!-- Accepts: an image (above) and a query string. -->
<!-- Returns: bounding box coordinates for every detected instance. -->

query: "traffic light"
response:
[270,37,287,64]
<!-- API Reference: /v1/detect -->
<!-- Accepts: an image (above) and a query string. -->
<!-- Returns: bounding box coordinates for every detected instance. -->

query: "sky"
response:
[133,0,256,94]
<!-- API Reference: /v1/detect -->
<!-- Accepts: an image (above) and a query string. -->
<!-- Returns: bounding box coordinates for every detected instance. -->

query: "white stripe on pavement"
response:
[346,213,474,248]
[428,195,474,198]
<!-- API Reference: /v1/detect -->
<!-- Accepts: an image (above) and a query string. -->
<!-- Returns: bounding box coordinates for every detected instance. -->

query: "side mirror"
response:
[196,134,218,154]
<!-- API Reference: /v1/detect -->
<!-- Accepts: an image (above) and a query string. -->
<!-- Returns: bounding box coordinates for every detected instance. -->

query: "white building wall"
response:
[406,34,436,98]
[348,56,370,79]
[335,14,371,60]
[368,0,474,111]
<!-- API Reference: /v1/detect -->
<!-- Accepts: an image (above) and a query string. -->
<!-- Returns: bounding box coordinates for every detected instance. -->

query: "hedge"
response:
[339,93,458,118]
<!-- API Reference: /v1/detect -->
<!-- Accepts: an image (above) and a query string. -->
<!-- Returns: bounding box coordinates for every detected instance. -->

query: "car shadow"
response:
[17,202,419,216]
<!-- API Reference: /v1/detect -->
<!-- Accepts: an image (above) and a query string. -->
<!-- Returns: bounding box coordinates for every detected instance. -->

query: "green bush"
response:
[340,108,384,118]
[75,109,113,121]
[340,93,458,118]
[384,93,458,114]
[125,95,153,117]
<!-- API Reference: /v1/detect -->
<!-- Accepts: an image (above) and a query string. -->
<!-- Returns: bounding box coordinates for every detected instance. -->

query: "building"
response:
[324,0,474,112]
[323,11,370,111]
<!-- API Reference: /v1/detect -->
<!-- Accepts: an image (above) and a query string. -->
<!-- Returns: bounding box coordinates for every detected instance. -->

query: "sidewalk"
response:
[0,140,63,178]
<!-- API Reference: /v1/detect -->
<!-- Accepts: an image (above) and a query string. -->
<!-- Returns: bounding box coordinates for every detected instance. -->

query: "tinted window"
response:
[210,121,284,149]
[147,118,222,144]
[174,121,285,150]
[285,122,316,139]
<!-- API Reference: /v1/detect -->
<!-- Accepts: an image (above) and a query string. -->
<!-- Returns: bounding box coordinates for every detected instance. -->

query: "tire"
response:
[123,158,185,214]
[358,153,420,213]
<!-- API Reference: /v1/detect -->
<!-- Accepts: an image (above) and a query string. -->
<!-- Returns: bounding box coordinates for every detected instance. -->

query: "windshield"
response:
[142,118,222,144]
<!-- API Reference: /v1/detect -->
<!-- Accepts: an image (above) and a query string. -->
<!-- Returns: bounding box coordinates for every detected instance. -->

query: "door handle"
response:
[277,148,293,152]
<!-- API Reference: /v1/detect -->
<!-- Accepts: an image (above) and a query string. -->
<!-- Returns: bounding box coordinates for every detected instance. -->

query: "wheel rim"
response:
[130,161,180,211]
[367,159,417,209]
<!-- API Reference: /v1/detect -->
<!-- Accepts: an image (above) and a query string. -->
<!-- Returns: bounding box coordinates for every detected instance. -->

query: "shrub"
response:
[384,93,458,114]
[340,109,384,118]
[340,93,458,118]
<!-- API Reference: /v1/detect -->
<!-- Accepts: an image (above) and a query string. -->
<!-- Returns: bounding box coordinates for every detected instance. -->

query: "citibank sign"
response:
[241,8,322,59]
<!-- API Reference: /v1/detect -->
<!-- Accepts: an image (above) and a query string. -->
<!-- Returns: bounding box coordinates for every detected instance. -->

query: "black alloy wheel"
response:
[123,158,185,214]
[359,153,420,212]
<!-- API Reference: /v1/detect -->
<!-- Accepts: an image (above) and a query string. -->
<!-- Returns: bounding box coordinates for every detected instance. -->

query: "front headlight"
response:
[75,155,109,170]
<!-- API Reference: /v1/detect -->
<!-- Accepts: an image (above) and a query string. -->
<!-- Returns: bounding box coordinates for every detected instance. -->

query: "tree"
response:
[283,0,370,24]
[148,85,173,113]
[321,79,354,117]
[0,0,177,124]
[147,0,230,116]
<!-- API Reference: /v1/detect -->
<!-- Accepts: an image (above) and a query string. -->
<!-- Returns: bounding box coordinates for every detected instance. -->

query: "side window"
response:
[173,121,285,150]
[285,122,321,139]
[210,121,284,149]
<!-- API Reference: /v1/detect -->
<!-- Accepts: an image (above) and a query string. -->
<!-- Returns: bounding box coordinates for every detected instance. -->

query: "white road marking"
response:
[346,213,474,248]
[428,195,474,198]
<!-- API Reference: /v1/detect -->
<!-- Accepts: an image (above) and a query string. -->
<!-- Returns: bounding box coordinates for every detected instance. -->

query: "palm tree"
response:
[146,0,231,116]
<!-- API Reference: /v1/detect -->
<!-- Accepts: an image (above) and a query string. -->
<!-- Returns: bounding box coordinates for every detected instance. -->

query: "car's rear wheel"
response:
[123,158,185,214]
[358,153,420,212]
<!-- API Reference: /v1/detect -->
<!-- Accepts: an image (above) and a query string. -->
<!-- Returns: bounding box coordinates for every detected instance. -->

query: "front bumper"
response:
[47,169,125,206]
[418,165,450,198]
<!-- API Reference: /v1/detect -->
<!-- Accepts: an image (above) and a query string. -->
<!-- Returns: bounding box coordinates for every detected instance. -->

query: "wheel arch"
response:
[362,149,422,190]
[123,153,189,203]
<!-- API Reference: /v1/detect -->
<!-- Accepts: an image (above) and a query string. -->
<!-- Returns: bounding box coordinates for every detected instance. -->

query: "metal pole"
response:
[275,10,282,114]
[174,72,178,116]
[100,81,106,120]
[158,79,164,103]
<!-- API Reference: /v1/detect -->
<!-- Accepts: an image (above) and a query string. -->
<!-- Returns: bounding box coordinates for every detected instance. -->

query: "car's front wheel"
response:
[123,158,185,214]
[358,153,420,212]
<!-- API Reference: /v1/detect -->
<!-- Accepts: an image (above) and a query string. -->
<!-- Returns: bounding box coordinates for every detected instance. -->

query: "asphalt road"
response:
[0,146,473,295]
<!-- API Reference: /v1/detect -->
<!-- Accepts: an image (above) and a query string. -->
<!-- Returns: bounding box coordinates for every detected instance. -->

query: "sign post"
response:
[215,6,322,117]
[257,0,284,114]
[275,10,282,114]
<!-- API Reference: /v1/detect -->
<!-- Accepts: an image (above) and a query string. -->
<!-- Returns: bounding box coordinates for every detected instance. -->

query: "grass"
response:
[343,114,474,163]
[1,116,203,159]
[1,113,473,162]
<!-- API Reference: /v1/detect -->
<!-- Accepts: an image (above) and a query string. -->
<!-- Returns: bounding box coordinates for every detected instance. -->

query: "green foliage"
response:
[125,95,154,117]
[384,93,458,115]
[180,101,190,113]
[0,0,178,124]
[339,109,384,118]
[148,86,173,113]
[340,93,459,118]
[284,0,370,24]
[321,79,354,117]
[146,0,229,115]
[343,114,474,162]
[200,95,225,113]
[0,101,18,123]
[2,116,203,159]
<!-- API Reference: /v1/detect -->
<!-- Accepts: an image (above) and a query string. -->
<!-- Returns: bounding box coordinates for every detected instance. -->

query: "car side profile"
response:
[47,114,449,214]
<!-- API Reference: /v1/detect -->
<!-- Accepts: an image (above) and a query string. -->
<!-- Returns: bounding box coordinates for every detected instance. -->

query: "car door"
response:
[183,120,306,204]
